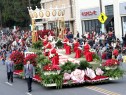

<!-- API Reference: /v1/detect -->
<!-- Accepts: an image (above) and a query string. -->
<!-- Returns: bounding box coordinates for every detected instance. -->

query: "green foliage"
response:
[0,0,40,27]
[37,55,50,66]
[0,0,30,27]
[14,63,23,70]
[56,40,63,48]
[36,51,42,56]
[35,65,41,75]
[60,61,78,73]
[93,53,101,61]
[103,67,125,78]
[30,0,41,10]
[42,74,63,89]
[43,59,51,66]
[78,60,92,70]
[32,41,42,49]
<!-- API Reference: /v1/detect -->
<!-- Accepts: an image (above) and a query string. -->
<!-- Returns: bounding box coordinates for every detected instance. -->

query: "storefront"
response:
[80,7,101,34]
[120,2,126,36]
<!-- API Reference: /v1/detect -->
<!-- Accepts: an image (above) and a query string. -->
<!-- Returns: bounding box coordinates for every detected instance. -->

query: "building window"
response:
[105,5,114,16]
[41,3,45,9]
[82,19,100,33]
[122,16,126,36]
[65,21,70,31]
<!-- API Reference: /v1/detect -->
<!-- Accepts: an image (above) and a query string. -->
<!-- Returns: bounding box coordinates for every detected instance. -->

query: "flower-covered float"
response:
[12,41,125,89]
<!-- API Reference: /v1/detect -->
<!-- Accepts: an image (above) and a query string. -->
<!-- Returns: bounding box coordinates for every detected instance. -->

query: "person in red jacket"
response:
[113,48,119,59]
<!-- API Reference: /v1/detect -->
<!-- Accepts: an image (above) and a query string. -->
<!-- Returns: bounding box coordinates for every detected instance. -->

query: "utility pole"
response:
[99,0,102,13]
[99,0,105,33]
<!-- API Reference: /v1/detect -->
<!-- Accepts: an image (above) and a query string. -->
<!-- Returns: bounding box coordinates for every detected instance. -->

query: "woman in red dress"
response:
[84,42,90,56]
[44,41,52,56]
[73,38,80,52]
[65,41,71,55]
[49,48,59,69]
[83,42,93,62]
[63,37,69,49]
[75,47,82,58]
[45,41,52,49]
[43,35,48,46]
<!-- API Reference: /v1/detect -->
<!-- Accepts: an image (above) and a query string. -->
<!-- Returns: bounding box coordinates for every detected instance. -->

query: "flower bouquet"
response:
[24,54,37,66]
[84,68,108,83]
[10,51,24,70]
[102,59,119,70]
[70,69,85,83]
[10,51,24,65]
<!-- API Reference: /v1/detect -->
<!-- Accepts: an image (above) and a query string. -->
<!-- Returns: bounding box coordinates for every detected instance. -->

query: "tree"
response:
[30,0,41,10]
[0,0,40,28]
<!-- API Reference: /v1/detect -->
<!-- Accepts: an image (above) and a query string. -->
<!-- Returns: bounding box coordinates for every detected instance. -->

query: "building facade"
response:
[40,0,76,34]
[76,0,126,40]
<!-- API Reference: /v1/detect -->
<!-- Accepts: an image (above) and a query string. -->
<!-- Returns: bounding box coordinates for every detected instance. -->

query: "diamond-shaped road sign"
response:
[98,13,108,24]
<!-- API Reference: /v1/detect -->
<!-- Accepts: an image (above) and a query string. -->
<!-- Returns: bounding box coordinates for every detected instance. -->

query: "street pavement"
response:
[0,60,126,95]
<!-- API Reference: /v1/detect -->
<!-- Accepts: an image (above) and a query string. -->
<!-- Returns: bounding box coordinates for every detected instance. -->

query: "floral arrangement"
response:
[95,68,104,76]
[10,51,24,64]
[63,73,71,80]
[70,69,85,83]
[103,67,124,79]
[102,59,119,67]
[60,61,79,74]
[78,60,92,70]
[85,68,96,79]
[24,54,37,66]
[63,68,107,83]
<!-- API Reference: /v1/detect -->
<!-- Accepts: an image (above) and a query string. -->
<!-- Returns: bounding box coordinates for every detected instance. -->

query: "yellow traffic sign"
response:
[98,13,108,24]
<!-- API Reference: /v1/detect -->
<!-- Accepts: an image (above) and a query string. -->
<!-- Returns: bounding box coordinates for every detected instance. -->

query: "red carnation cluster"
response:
[43,64,60,71]
[102,59,119,67]
[24,54,37,66]
[10,51,24,64]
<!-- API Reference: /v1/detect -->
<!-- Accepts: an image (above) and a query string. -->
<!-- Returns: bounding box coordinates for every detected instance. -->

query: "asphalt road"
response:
[0,61,126,95]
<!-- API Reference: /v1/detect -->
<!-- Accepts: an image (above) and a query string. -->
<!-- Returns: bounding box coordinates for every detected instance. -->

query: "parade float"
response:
[11,40,124,89]
[11,5,125,89]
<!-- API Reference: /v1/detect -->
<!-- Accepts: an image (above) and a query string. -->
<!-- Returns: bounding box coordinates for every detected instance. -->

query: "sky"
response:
[78,0,126,10]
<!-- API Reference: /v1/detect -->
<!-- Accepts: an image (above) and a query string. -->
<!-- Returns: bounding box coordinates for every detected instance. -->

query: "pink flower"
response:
[71,69,85,83]
[95,68,104,76]
[85,68,96,79]
[63,73,71,80]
